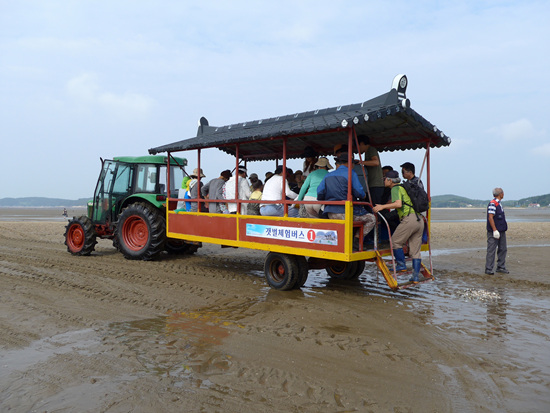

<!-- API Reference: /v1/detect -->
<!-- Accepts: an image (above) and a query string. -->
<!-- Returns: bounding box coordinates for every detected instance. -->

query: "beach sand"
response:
[1,209,549,412]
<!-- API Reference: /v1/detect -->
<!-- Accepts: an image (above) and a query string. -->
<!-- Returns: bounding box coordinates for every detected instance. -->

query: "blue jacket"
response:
[317,165,367,215]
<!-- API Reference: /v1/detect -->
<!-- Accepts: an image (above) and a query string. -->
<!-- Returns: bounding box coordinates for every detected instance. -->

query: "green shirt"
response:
[365,146,384,188]
[297,169,329,200]
[391,185,415,219]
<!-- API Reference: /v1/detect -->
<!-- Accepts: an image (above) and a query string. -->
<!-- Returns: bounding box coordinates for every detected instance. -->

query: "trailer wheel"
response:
[264,252,300,290]
[116,202,166,260]
[64,216,97,256]
[294,256,309,288]
[326,261,366,280]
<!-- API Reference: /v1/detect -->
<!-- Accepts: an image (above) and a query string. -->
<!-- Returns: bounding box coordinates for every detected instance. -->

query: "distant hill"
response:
[514,193,550,207]
[431,195,486,208]
[431,194,550,208]
[0,197,89,207]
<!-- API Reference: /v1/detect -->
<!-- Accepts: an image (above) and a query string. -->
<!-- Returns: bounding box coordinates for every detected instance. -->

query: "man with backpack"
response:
[373,170,424,283]
[401,162,424,190]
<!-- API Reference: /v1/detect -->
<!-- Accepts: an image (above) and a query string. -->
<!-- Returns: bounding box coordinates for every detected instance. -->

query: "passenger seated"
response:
[176,176,191,211]
[224,167,251,214]
[296,157,333,218]
[301,146,318,180]
[201,169,231,213]
[248,180,263,216]
[188,168,207,212]
[260,165,299,217]
[317,153,376,251]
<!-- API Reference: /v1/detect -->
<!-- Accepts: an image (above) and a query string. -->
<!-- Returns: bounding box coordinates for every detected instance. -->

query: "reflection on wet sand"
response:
[485,288,508,339]
[108,309,247,386]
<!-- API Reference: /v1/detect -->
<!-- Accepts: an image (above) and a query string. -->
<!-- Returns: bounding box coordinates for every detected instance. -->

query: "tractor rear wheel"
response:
[326,261,366,280]
[64,216,97,256]
[116,202,166,260]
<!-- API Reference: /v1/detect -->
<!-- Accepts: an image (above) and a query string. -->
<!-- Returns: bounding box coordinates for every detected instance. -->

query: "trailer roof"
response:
[149,76,451,162]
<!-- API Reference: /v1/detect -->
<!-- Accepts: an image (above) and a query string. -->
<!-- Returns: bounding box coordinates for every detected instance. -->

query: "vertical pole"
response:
[235,144,240,214]
[426,142,433,273]
[167,153,171,199]
[426,142,431,218]
[347,129,353,253]
[352,128,372,204]
[197,149,201,212]
[347,129,353,201]
[282,138,287,217]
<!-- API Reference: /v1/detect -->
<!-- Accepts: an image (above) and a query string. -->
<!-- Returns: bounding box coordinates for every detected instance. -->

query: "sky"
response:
[1,0,549,201]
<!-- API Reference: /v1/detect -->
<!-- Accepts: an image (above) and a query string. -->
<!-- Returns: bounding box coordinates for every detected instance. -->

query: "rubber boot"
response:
[409,259,422,283]
[393,249,407,272]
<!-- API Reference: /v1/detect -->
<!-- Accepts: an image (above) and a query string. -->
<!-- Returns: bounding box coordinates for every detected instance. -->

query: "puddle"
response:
[102,297,270,389]
[106,309,246,388]
[431,244,550,256]
[0,328,99,380]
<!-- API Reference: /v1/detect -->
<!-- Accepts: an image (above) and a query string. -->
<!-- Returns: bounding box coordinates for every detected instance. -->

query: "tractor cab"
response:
[89,156,187,231]
[65,155,195,259]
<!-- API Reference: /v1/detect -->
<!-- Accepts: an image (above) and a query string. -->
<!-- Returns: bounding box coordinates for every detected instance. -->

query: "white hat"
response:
[192,168,205,178]
[314,157,334,169]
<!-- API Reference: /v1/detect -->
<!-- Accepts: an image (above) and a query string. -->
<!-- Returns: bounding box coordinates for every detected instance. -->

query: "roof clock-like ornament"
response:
[391,74,410,109]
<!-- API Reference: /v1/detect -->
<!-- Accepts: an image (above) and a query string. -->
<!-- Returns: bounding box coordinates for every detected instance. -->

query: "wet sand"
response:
[1,208,549,412]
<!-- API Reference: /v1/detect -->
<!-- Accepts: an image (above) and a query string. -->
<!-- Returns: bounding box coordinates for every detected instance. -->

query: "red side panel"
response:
[168,214,237,241]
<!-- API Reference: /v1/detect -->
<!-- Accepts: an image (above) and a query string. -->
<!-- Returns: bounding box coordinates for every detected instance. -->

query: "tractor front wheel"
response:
[116,202,166,260]
[64,216,97,256]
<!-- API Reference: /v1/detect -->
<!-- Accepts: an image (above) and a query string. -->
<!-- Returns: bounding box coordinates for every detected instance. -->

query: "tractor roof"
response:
[148,75,451,162]
[114,155,187,166]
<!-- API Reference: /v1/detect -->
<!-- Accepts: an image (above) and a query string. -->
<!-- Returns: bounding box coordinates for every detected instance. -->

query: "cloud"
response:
[66,73,155,118]
[66,73,99,101]
[487,118,543,142]
[532,142,550,157]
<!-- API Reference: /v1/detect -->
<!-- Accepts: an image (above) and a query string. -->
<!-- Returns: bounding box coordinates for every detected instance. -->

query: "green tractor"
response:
[64,155,199,260]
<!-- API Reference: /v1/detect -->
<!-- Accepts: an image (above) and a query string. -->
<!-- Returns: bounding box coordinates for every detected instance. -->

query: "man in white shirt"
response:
[260,165,299,217]
[224,167,251,214]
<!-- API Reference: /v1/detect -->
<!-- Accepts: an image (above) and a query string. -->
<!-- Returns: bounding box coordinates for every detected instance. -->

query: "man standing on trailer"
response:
[373,170,424,282]
[485,187,509,275]
[356,135,385,205]
[400,162,424,190]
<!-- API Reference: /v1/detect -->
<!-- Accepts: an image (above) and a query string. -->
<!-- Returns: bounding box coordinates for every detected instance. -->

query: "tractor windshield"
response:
[135,165,158,193]
[160,165,185,196]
